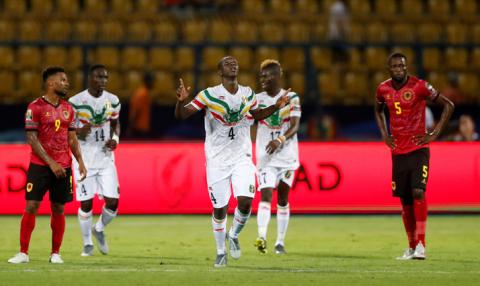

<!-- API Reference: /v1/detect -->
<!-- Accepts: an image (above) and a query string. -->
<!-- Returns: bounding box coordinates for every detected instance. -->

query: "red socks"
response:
[401,204,416,249]
[20,212,36,254]
[413,199,428,246]
[50,213,65,254]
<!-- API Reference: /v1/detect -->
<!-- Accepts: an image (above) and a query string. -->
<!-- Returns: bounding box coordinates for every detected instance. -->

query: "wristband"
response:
[276,135,286,144]
[112,134,119,144]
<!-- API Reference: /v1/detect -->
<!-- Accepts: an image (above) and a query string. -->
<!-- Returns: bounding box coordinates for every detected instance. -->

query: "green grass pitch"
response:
[0,215,478,286]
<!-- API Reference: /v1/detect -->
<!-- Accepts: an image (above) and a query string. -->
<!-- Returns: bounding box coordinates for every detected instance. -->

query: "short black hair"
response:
[42,66,65,83]
[217,56,235,71]
[89,64,107,74]
[388,52,407,65]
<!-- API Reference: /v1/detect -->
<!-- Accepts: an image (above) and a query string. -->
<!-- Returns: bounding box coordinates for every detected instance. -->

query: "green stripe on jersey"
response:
[204,89,231,113]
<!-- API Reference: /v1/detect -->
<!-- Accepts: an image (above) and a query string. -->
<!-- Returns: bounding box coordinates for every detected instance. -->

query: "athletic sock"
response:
[20,212,36,254]
[78,208,93,246]
[401,203,416,249]
[95,207,117,232]
[212,216,227,255]
[276,204,290,246]
[50,213,65,254]
[257,201,271,239]
[413,198,427,246]
[229,207,250,239]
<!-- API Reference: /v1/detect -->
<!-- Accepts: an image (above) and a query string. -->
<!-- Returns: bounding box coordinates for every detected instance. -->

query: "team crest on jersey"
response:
[402,89,414,101]
[26,183,33,192]
[224,109,242,123]
[386,94,392,100]
[45,111,51,117]
[105,101,112,109]
[62,110,70,119]
[25,109,33,120]
[249,184,255,193]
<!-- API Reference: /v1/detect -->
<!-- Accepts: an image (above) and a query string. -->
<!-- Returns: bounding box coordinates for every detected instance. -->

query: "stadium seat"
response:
[152,71,176,105]
[69,70,85,95]
[390,23,416,43]
[18,70,42,100]
[0,47,14,69]
[255,47,280,66]
[422,48,441,72]
[311,22,327,42]
[470,48,480,70]
[98,20,125,42]
[136,0,158,15]
[201,47,227,71]
[30,0,53,16]
[199,71,220,89]
[295,0,319,14]
[0,71,15,102]
[242,0,264,13]
[66,47,84,71]
[445,48,468,70]
[259,22,285,43]
[18,20,42,41]
[125,71,144,92]
[3,0,26,16]
[152,21,177,43]
[175,47,195,71]
[365,47,388,70]
[347,48,363,71]
[366,22,389,43]
[417,23,442,43]
[426,72,447,91]
[281,48,305,72]
[287,22,310,43]
[0,20,15,41]
[457,72,479,100]
[43,47,67,67]
[105,70,123,96]
[375,0,397,17]
[472,24,480,44]
[344,71,368,104]
[311,47,332,70]
[371,71,390,94]
[127,21,151,42]
[17,47,41,69]
[44,20,71,41]
[317,72,340,104]
[454,0,477,17]
[233,20,258,43]
[287,72,305,96]
[84,0,108,15]
[427,0,451,17]
[73,21,98,42]
[399,0,423,17]
[229,47,253,71]
[148,48,174,71]
[347,25,365,44]
[93,47,120,69]
[182,19,207,43]
[446,23,468,44]
[238,72,257,91]
[208,19,232,43]
[56,0,79,17]
[270,0,292,13]
[349,0,371,17]
[111,0,134,15]
[121,48,147,70]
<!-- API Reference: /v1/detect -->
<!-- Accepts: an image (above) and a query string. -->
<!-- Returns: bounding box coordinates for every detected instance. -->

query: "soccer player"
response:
[69,65,121,256]
[175,56,290,267]
[374,53,454,260]
[254,60,301,255]
[8,67,87,264]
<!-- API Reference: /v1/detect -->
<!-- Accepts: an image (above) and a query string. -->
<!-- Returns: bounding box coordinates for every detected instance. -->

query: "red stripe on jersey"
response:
[192,99,205,109]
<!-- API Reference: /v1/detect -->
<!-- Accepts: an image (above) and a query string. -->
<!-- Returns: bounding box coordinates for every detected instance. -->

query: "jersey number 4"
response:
[228,127,235,140]
[95,129,105,142]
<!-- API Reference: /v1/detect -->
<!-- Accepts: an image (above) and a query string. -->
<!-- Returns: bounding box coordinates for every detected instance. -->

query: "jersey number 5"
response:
[394,102,402,115]
[228,127,235,140]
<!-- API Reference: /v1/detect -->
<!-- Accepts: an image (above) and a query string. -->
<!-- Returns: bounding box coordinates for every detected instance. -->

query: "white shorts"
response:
[74,161,119,201]
[257,166,296,190]
[206,161,256,208]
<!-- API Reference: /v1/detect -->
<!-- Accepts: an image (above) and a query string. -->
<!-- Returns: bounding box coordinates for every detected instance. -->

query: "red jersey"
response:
[376,76,439,155]
[25,97,76,168]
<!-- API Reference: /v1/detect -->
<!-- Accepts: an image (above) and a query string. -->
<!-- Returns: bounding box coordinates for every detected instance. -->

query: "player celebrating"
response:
[69,65,121,256]
[8,67,87,264]
[175,56,290,267]
[374,53,454,260]
[254,60,301,255]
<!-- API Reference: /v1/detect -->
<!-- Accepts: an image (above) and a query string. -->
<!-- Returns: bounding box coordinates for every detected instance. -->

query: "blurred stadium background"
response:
[0,0,478,141]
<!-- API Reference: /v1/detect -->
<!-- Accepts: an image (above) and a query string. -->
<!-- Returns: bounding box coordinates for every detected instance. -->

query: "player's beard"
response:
[55,89,67,98]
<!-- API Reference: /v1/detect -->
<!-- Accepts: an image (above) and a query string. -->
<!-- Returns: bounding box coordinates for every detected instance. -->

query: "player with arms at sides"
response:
[69,64,121,257]
[8,67,87,264]
[374,53,454,260]
[253,60,301,255]
[175,56,290,267]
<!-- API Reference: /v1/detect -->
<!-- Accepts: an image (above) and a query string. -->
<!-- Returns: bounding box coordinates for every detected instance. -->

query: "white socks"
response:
[257,201,271,239]
[77,208,93,246]
[212,216,227,255]
[276,204,290,246]
[95,207,117,232]
[229,207,250,239]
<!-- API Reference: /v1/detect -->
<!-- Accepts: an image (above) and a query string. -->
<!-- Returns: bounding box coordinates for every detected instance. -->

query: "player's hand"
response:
[274,88,291,109]
[176,78,191,102]
[412,132,437,146]
[104,139,117,151]
[266,140,281,154]
[49,161,66,178]
[78,162,87,181]
[384,135,397,150]
[77,122,92,140]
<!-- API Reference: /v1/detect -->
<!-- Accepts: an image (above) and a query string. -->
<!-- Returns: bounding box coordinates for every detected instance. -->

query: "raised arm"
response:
[175,78,198,120]
[374,101,396,149]
[26,130,66,178]
[250,88,291,121]
[413,94,454,145]
[68,130,87,180]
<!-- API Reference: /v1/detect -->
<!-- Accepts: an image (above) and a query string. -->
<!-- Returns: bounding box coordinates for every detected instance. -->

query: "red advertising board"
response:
[0,142,479,214]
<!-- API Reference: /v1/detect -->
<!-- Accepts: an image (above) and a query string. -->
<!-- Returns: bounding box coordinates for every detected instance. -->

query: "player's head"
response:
[42,66,69,97]
[388,53,408,83]
[88,64,108,94]
[259,59,283,92]
[217,56,239,78]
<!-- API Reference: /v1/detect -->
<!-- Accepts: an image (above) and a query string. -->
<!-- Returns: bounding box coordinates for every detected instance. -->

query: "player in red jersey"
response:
[8,67,87,264]
[374,53,454,260]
